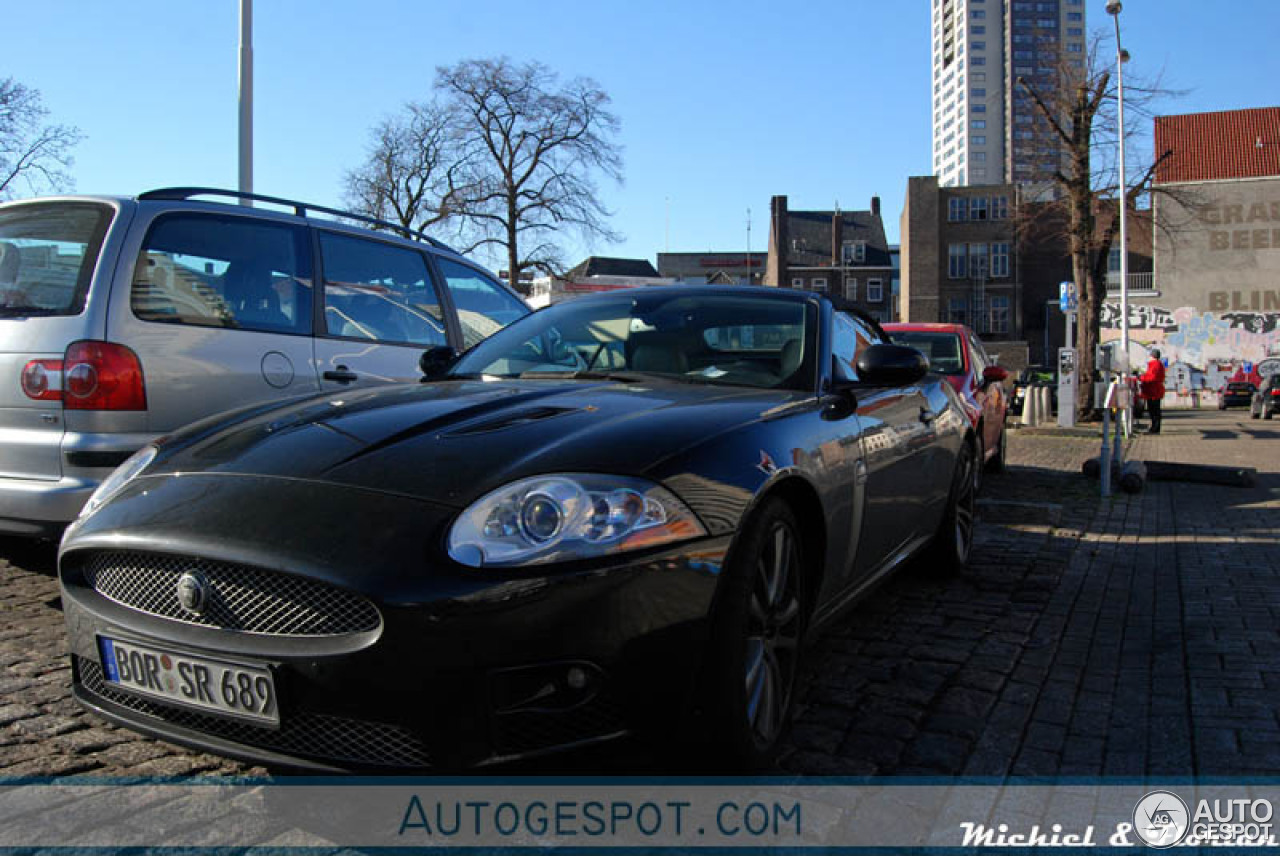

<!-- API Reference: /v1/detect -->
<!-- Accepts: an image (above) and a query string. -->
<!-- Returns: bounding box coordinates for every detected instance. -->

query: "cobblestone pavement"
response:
[1,407,1277,777]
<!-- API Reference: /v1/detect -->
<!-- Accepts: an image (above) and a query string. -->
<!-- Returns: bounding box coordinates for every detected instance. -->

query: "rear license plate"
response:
[98,636,279,726]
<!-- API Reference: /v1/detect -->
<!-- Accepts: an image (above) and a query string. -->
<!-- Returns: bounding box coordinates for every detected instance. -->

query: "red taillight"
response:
[21,359,64,401]
[1271,389,1280,397]
[62,341,147,411]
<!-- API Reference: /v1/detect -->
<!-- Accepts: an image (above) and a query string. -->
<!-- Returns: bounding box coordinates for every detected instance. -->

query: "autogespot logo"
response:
[1133,791,1190,848]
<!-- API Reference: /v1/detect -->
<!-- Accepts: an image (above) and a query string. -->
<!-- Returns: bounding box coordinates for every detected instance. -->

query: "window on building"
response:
[948,197,967,221]
[948,244,967,279]
[972,168,987,178]
[972,41,986,50]
[990,295,1010,334]
[791,277,804,288]
[1067,26,1083,36]
[971,9,985,18]
[972,103,986,113]
[812,277,828,291]
[1067,43,1082,52]
[971,25,985,34]
[992,195,1009,219]
[972,119,986,129]
[1037,17,1057,27]
[970,197,989,220]
[972,72,986,81]
[968,243,988,279]
[971,87,986,97]
[845,277,857,300]
[972,56,986,66]
[867,278,884,302]
[854,241,866,263]
[1067,11,1082,20]
[947,297,968,325]
[991,242,1010,277]
[973,151,987,162]
[972,135,986,145]
[1108,247,1122,272]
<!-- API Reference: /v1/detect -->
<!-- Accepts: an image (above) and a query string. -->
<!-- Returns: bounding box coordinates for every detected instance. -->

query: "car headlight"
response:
[81,444,158,517]
[447,474,706,568]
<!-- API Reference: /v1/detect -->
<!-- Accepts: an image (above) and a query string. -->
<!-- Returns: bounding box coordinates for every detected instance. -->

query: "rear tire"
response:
[700,497,806,769]
[925,440,976,575]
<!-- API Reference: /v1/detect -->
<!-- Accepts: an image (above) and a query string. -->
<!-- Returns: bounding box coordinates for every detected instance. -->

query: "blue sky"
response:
[6,0,1279,271]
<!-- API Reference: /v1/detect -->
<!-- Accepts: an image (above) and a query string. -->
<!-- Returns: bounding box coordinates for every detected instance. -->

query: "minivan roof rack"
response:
[138,187,458,252]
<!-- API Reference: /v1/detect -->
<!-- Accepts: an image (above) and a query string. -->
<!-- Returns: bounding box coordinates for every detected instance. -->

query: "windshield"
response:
[452,291,817,391]
[887,330,966,375]
[0,203,112,317]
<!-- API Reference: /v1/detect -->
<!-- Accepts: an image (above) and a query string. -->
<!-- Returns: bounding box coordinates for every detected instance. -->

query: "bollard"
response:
[1022,384,1038,427]
[1119,460,1146,494]
[1038,386,1051,421]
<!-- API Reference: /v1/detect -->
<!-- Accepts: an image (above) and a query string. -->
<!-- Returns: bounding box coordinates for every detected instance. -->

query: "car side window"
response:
[131,214,312,334]
[434,258,531,350]
[318,232,446,347]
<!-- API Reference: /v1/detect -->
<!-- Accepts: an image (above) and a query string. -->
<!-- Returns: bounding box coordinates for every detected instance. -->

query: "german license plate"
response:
[98,636,279,726]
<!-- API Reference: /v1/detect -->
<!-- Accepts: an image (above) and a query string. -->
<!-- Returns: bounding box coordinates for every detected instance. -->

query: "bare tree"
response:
[0,78,83,200]
[1016,36,1182,420]
[437,58,623,292]
[342,101,460,236]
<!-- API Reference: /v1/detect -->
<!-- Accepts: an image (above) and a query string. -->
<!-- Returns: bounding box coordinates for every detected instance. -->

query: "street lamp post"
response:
[1106,1,1130,366]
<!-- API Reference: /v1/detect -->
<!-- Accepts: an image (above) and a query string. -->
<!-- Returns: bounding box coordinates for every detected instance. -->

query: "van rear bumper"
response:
[0,474,97,536]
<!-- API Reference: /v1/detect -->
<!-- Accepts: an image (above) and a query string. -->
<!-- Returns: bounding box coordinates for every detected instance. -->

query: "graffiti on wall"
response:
[1101,303,1280,371]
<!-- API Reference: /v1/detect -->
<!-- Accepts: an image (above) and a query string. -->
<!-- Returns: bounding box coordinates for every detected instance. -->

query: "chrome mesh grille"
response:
[79,551,380,637]
[77,657,429,768]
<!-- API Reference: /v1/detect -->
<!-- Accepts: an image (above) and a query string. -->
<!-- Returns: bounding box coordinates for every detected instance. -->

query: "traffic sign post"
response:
[1058,282,1078,429]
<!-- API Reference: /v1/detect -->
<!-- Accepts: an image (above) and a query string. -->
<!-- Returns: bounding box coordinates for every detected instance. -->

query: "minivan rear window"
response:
[131,213,313,335]
[0,203,112,317]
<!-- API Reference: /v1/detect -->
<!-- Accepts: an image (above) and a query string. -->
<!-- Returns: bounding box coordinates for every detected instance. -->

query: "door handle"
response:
[920,408,938,424]
[323,366,358,384]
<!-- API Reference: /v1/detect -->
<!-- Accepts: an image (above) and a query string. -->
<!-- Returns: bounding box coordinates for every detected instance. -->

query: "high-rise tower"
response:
[930,0,1087,188]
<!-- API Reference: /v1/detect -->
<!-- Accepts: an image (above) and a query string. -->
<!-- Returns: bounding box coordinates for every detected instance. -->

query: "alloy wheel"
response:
[743,522,802,747]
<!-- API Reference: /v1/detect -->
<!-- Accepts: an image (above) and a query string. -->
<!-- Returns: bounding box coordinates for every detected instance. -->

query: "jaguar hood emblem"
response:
[175,571,209,616]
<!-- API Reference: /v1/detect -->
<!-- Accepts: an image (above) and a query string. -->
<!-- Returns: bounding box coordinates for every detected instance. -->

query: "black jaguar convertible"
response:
[59,286,976,770]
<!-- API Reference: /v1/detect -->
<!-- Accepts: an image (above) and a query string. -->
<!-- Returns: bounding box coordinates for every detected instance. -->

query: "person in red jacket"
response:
[1139,348,1166,434]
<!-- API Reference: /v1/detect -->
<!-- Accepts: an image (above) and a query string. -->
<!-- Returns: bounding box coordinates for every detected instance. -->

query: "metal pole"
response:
[1110,5,1129,363]
[238,0,254,204]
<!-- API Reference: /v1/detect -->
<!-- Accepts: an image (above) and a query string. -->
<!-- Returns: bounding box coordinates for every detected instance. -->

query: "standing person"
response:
[1140,349,1166,434]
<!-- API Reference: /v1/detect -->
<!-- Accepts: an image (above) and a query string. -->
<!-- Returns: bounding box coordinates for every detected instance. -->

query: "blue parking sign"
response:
[1059,281,1078,313]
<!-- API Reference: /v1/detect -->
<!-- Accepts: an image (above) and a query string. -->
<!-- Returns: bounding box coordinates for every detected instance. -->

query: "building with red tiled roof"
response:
[1154,107,1280,184]
[1104,106,1280,378]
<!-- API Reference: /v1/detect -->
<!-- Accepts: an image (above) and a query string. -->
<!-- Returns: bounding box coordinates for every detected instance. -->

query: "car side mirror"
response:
[419,345,459,380]
[855,343,929,387]
[982,365,1009,386]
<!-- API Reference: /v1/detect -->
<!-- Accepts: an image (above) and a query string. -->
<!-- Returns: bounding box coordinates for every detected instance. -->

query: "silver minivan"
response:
[0,188,531,536]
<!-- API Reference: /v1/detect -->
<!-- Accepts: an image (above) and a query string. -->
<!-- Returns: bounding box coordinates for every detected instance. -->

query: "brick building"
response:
[764,195,896,322]
[900,176,1022,340]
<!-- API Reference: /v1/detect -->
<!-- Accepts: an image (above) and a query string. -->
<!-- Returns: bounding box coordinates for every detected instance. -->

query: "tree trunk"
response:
[507,191,523,295]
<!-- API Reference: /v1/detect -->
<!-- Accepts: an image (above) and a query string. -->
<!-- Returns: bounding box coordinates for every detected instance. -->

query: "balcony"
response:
[1105,271,1158,297]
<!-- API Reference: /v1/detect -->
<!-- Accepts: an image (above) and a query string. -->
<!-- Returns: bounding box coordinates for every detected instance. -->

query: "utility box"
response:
[1057,347,1077,428]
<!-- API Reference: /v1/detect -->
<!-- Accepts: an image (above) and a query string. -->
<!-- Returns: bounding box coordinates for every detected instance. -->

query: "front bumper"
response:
[60,474,728,770]
[0,474,96,536]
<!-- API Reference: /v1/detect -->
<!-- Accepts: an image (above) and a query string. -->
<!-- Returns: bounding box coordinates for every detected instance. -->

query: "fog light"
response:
[566,666,588,690]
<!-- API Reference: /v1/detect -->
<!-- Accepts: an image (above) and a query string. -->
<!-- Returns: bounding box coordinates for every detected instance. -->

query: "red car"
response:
[883,323,1009,488]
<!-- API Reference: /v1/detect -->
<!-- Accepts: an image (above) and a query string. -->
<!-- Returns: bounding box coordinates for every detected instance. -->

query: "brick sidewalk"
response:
[1,408,1277,776]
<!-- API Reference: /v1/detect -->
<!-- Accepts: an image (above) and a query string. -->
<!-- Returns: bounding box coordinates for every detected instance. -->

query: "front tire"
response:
[702,497,806,769]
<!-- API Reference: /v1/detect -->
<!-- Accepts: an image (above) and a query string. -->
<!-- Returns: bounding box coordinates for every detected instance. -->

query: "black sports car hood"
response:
[146,379,806,508]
